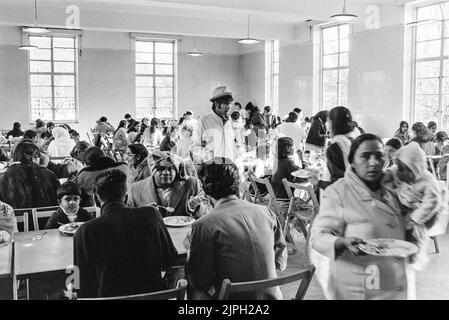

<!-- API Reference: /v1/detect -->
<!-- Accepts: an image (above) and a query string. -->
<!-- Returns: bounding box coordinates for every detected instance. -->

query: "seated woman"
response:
[76,147,130,207]
[45,141,91,180]
[6,122,24,138]
[270,137,300,199]
[44,181,92,229]
[0,141,60,209]
[125,143,151,183]
[310,134,415,300]
[129,150,210,218]
[142,118,163,150]
[47,126,76,158]
[384,138,402,169]
[434,131,448,156]
[113,120,129,154]
[160,124,179,152]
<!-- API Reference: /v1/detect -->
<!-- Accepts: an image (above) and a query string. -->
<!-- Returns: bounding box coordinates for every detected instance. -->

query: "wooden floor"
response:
[278,229,449,300]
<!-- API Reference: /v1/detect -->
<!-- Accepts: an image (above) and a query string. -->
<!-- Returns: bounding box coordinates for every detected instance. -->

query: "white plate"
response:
[58,222,85,236]
[291,169,312,179]
[163,216,195,227]
[358,238,419,258]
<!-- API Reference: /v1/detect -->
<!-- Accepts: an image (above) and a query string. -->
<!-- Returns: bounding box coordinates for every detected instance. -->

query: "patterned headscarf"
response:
[150,149,182,176]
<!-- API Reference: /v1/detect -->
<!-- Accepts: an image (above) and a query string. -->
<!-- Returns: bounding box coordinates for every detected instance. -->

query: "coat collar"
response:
[214,195,239,210]
[100,201,127,217]
[149,176,186,210]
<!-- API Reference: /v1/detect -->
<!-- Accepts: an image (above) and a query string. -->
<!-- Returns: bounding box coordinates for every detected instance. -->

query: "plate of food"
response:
[291,169,312,179]
[0,230,11,247]
[58,222,85,236]
[163,216,195,227]
[358,238,419,258]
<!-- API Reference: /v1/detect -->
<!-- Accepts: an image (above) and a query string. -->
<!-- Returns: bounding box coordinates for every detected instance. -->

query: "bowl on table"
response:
[58,222,85,236]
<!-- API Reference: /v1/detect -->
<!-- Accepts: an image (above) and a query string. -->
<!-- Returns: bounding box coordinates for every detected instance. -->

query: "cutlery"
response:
[32,232,48,241]
[148,204,175,213]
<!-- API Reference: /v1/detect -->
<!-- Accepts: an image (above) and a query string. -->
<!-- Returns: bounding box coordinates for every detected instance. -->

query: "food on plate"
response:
[59,222,84,235]
[163,216,194,226]
[0,230,11,243]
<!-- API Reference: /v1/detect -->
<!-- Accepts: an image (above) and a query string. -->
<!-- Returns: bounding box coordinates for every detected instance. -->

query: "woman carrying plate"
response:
[310,134,415,300]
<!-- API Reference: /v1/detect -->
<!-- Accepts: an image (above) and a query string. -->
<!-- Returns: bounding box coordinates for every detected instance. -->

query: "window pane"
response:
[155,108,173,119]
[443,77,449,94]
[54,48,75,61]
[416,78,440,94]
[323,95,338,110]
[273,75,279,88]
[445,39,449,56]
[323,40,339,55]
[416,61,440,78]
[54,98,75,116]
[340,53,349,67]
[323,70,338,85]
[417,5,443,21]
[30,61,51,73]
[54,75,75,86]
[156,97,173,109]
[136,41,153,52]
[55,86,75,98]
[415,94,439,123]
[136,53,153,63]
[30,75,51,86]
[155,64,173,75]
[442,95,449,129]
[339,68,348,83]
[416,23,442,42]
[322,27,339,41]
[323,54,339,68]
[31,86,52,98]
[29,36,51,48]
[136,64,153,74]
[29,49,51,61]
[339,25,350,39]
[417,40,441,59]
[136,76,153,87]
[156,87,173,98]
[155,42,173,53]
[136,98,154,109]
[155,53,173,64]
[340,38,349,52]
[53,37,75,49]
[136,87,153,97]
[155,77,173,87]
[54,61,75,73]
[444,60,449,77]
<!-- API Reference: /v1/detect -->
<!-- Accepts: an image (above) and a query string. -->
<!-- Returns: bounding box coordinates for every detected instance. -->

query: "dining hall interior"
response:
[1,0,449,301]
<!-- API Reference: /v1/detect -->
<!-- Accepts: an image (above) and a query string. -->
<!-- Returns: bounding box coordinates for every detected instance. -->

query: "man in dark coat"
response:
[73,169,178,298]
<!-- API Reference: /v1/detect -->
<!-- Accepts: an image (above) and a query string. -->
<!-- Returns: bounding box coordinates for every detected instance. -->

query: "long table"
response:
[12,226,191,300]
[0,242,13,300]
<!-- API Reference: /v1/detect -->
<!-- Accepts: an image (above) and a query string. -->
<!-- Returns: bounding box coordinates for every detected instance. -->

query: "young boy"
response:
[45,181,92,229]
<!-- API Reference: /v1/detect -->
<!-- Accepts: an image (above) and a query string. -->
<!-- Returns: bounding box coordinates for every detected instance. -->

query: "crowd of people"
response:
[0,84,448,300]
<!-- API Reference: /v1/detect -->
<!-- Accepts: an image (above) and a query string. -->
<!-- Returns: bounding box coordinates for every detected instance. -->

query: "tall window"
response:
[265,40,279,112]
[321,24,349,110]
[135,40,176,119]
[413,2,449,129]
[28,35,78,122]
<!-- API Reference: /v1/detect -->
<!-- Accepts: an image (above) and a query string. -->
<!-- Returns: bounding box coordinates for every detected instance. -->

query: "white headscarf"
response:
[395,141,427,181]
[47,127,76,157]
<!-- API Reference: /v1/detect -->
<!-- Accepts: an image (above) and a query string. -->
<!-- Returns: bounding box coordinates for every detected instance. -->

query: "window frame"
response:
[134,38,177,120]
[27,33,79,124]
[264,40,280,113]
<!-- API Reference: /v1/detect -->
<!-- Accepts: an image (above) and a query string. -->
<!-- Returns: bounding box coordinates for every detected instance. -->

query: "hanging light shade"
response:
[187,37,204,57]
[238,15,260,44]
[330,0,358,23]
[18,44,38,51]
[23,0,49,34]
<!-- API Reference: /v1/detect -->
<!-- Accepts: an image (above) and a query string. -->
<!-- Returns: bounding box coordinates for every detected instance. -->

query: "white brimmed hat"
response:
[210,86,233,102]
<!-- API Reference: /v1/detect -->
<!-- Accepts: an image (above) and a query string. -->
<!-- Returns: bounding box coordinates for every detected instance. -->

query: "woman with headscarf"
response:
[125,143,151,183]
[47,126,76,158]
[129,150,210,218]
[160,124,179,153]
[142,118,163,150]
[305,110,329,152]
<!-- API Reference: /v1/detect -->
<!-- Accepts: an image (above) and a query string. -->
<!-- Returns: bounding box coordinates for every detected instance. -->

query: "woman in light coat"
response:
[47,127,76,158]
[310,134,415,300]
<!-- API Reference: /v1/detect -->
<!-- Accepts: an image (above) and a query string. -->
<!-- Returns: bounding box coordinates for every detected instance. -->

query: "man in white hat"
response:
[191,86,236,164]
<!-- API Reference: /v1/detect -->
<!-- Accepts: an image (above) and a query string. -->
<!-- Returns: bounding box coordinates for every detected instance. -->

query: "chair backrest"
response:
[13,208,32,232]
[77,279,187,300]
[248,175,287,216]
[218,265,316,300]
[282,178,319,213]
[427,156,438,179]
[86,132,94,145]
[32,206,60,231]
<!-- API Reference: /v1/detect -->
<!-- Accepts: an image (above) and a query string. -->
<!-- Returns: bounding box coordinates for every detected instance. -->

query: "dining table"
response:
[0,241,13,300]
[12,226,191,300]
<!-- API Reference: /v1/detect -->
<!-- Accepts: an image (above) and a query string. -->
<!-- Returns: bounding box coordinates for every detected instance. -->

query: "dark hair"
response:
[57,181,81,200]
[212,96,234,110]
[70,141,91,160]
[435,131,448,143]
[304,117,310,123]
[47,122,55,128]
[94,169,127,203]
[178,116,185,126]
[264,106,271,113]
[293,108,302,114]
[83,147,105,166]
[150,118,160,134]
[286,112,298,123]
[244,102,259,114]
[184,110,193,116]
[329,106,353,135]
[277,137,294,159]
[124,113,131,119]
[114,120,127,135]
[69,129,79,137]
[13,122,21,129]
[23,130,37,140]
[314,110,328,123]
[348,133,383,164]
[234,102,241,108]
[385,137,402,150]
[198,158,239,200]
[231,111,241,121]
[35,119,45,128]
[427,121,437,129]
[398,121,409,132]
[411,122,430,142]
[99,116,108,123]
[127,143,149,164]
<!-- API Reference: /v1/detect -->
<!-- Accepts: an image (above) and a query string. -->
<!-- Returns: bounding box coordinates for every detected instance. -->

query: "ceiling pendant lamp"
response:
[238,15,259,44]
[23,0,49,34]
[187,36,204,57]
[18,30,37,51]
[330,0,358,23]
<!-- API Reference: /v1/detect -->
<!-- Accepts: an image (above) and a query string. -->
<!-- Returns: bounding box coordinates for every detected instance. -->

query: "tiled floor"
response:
[278,230,449,300]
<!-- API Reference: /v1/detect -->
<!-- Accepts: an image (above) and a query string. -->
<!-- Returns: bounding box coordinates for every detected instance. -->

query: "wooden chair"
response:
[32,206,60,231]
[13,208,32,232]
[282,178,319,240]
[75,279,187,300]
[218,265,316,300]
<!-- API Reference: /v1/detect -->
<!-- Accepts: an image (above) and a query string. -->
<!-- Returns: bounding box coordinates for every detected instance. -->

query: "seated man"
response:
[44,181,92,229]
[73,169,178,298]
[186,157,287,299]
[129,150,211,218]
